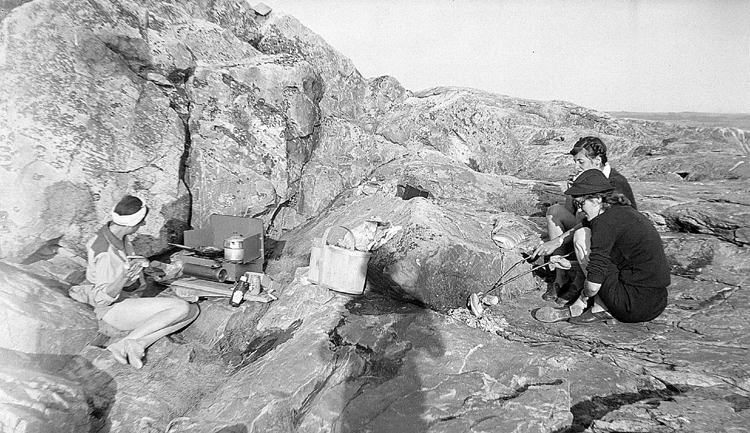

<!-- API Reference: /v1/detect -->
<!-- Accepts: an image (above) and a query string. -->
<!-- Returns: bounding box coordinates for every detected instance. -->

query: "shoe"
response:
[541,284,558,301]
[568,309,616,325]
[532,306,572,323]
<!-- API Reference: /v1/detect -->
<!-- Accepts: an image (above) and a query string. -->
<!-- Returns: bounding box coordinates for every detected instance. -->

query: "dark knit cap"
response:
[564,169,615,196]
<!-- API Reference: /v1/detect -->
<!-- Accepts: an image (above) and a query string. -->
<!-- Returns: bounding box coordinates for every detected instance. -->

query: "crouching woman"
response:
[536,169,670,324]
[85,195,199,368]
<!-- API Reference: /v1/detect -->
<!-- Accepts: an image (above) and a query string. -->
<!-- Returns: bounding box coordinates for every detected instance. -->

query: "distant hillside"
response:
[608,112,750,131]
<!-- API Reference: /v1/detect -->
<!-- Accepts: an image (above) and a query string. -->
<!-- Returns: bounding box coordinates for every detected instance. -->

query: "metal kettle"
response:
[223,234,245,262]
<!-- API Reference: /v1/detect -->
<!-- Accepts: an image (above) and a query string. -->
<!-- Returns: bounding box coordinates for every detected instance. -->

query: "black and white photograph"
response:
[1,0,748,432]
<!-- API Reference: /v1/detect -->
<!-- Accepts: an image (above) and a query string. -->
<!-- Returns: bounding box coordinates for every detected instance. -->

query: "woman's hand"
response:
[533,237,563,258]
[125,257,148,280]
[124,262,142,280]
[547,254,572,270]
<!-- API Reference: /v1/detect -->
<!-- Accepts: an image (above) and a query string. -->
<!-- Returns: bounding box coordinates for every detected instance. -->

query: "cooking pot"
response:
[224,235,245,262]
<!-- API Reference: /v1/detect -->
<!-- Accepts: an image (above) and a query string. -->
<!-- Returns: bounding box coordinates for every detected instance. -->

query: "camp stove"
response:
[176,214,264,283]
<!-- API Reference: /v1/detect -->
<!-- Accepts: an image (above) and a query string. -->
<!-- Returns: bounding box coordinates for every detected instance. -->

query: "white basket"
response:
[309,226,371,295]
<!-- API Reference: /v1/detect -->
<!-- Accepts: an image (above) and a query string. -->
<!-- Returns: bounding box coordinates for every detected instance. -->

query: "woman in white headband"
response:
[84,195,199,369]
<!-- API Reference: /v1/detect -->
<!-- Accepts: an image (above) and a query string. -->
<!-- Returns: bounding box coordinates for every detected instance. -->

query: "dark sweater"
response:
[608,167,637,210]
[587,205,670,288]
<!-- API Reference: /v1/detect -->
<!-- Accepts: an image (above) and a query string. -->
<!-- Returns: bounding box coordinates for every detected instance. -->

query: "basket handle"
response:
[321,226,356,250]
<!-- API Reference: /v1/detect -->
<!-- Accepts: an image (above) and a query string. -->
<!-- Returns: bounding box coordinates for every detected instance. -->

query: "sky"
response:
[267,0,750,114]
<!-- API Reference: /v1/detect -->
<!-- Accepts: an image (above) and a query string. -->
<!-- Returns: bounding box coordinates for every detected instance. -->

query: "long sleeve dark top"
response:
[587,205,670,288]
[608,167,637,210]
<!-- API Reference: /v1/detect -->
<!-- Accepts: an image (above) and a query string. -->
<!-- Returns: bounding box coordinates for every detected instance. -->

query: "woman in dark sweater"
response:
[535,169,670,324]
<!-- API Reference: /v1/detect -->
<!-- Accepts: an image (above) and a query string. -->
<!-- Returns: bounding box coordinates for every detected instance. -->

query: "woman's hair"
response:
[581,191,631,209]
[114,195,144,216]
[112,195,149,227]
[570,136,608,165]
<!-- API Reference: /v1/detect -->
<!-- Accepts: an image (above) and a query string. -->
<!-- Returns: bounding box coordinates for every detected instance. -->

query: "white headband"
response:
[111,206,147,227]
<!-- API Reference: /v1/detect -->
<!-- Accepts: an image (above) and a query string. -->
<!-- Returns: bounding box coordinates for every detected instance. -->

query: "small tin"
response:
[247,272,262,295]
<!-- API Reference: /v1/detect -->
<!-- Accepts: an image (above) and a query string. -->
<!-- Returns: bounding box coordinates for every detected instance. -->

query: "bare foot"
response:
[123,339,146,369]
[106,339,128,365]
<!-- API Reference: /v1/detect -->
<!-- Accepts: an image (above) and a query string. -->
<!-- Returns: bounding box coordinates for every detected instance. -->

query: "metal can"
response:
[248,272,262,295]
[223,235,245,262]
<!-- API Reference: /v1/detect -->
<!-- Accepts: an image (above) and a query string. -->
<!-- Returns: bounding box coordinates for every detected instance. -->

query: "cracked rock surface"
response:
[2,0,750,431]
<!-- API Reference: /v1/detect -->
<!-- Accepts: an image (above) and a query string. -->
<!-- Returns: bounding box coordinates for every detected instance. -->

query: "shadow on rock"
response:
[231,319,302,372]
[0,347,117,433]
[554,388,680,433]
[214,424,248,433]
[324,292,445,433]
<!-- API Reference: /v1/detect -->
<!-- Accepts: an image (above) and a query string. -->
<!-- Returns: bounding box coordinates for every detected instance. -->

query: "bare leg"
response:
[103,298,199,368]
[573,227,592,273]
[545,204,579,290]
[569,227,610,315]
[132,303,199,347]
[545,204,578,252]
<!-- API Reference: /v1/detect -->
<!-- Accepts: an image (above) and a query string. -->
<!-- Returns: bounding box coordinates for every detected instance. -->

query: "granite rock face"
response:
[2,0,750,432]
[0,0,191,261]
[115,270,578,433]
[281,149,543,310]
[0,348,116,433]
[374,87,750,184]
[4,0,747,263]
[45,236,749,433]
[0,262,98,355]
[185,54,321,229]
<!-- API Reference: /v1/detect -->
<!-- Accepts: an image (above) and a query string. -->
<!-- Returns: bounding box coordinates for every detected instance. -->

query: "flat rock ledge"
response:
[4,255,749,433]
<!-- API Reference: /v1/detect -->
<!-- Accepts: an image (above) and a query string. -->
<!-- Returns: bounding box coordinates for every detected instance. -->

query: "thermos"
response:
[183,263,228,283]
[229,274,249,307]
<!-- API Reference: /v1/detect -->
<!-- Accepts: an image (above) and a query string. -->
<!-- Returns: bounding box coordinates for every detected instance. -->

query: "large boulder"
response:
[257,12,370,121]
[662,232,750,286]
[0,262,98,355]
[663,202,750,246]
[169,0,264,45]
[292,116,407,219]
[257,11,411,128]
[185,53,322,229]
[282,151,543,310]
[0,348,116,433]
[0,0,190,262]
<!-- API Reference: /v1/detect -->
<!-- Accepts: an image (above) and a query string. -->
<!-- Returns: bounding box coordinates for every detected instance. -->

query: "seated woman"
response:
[85,195,199,368]
[532,137,637,304]
[534,169,670,324]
